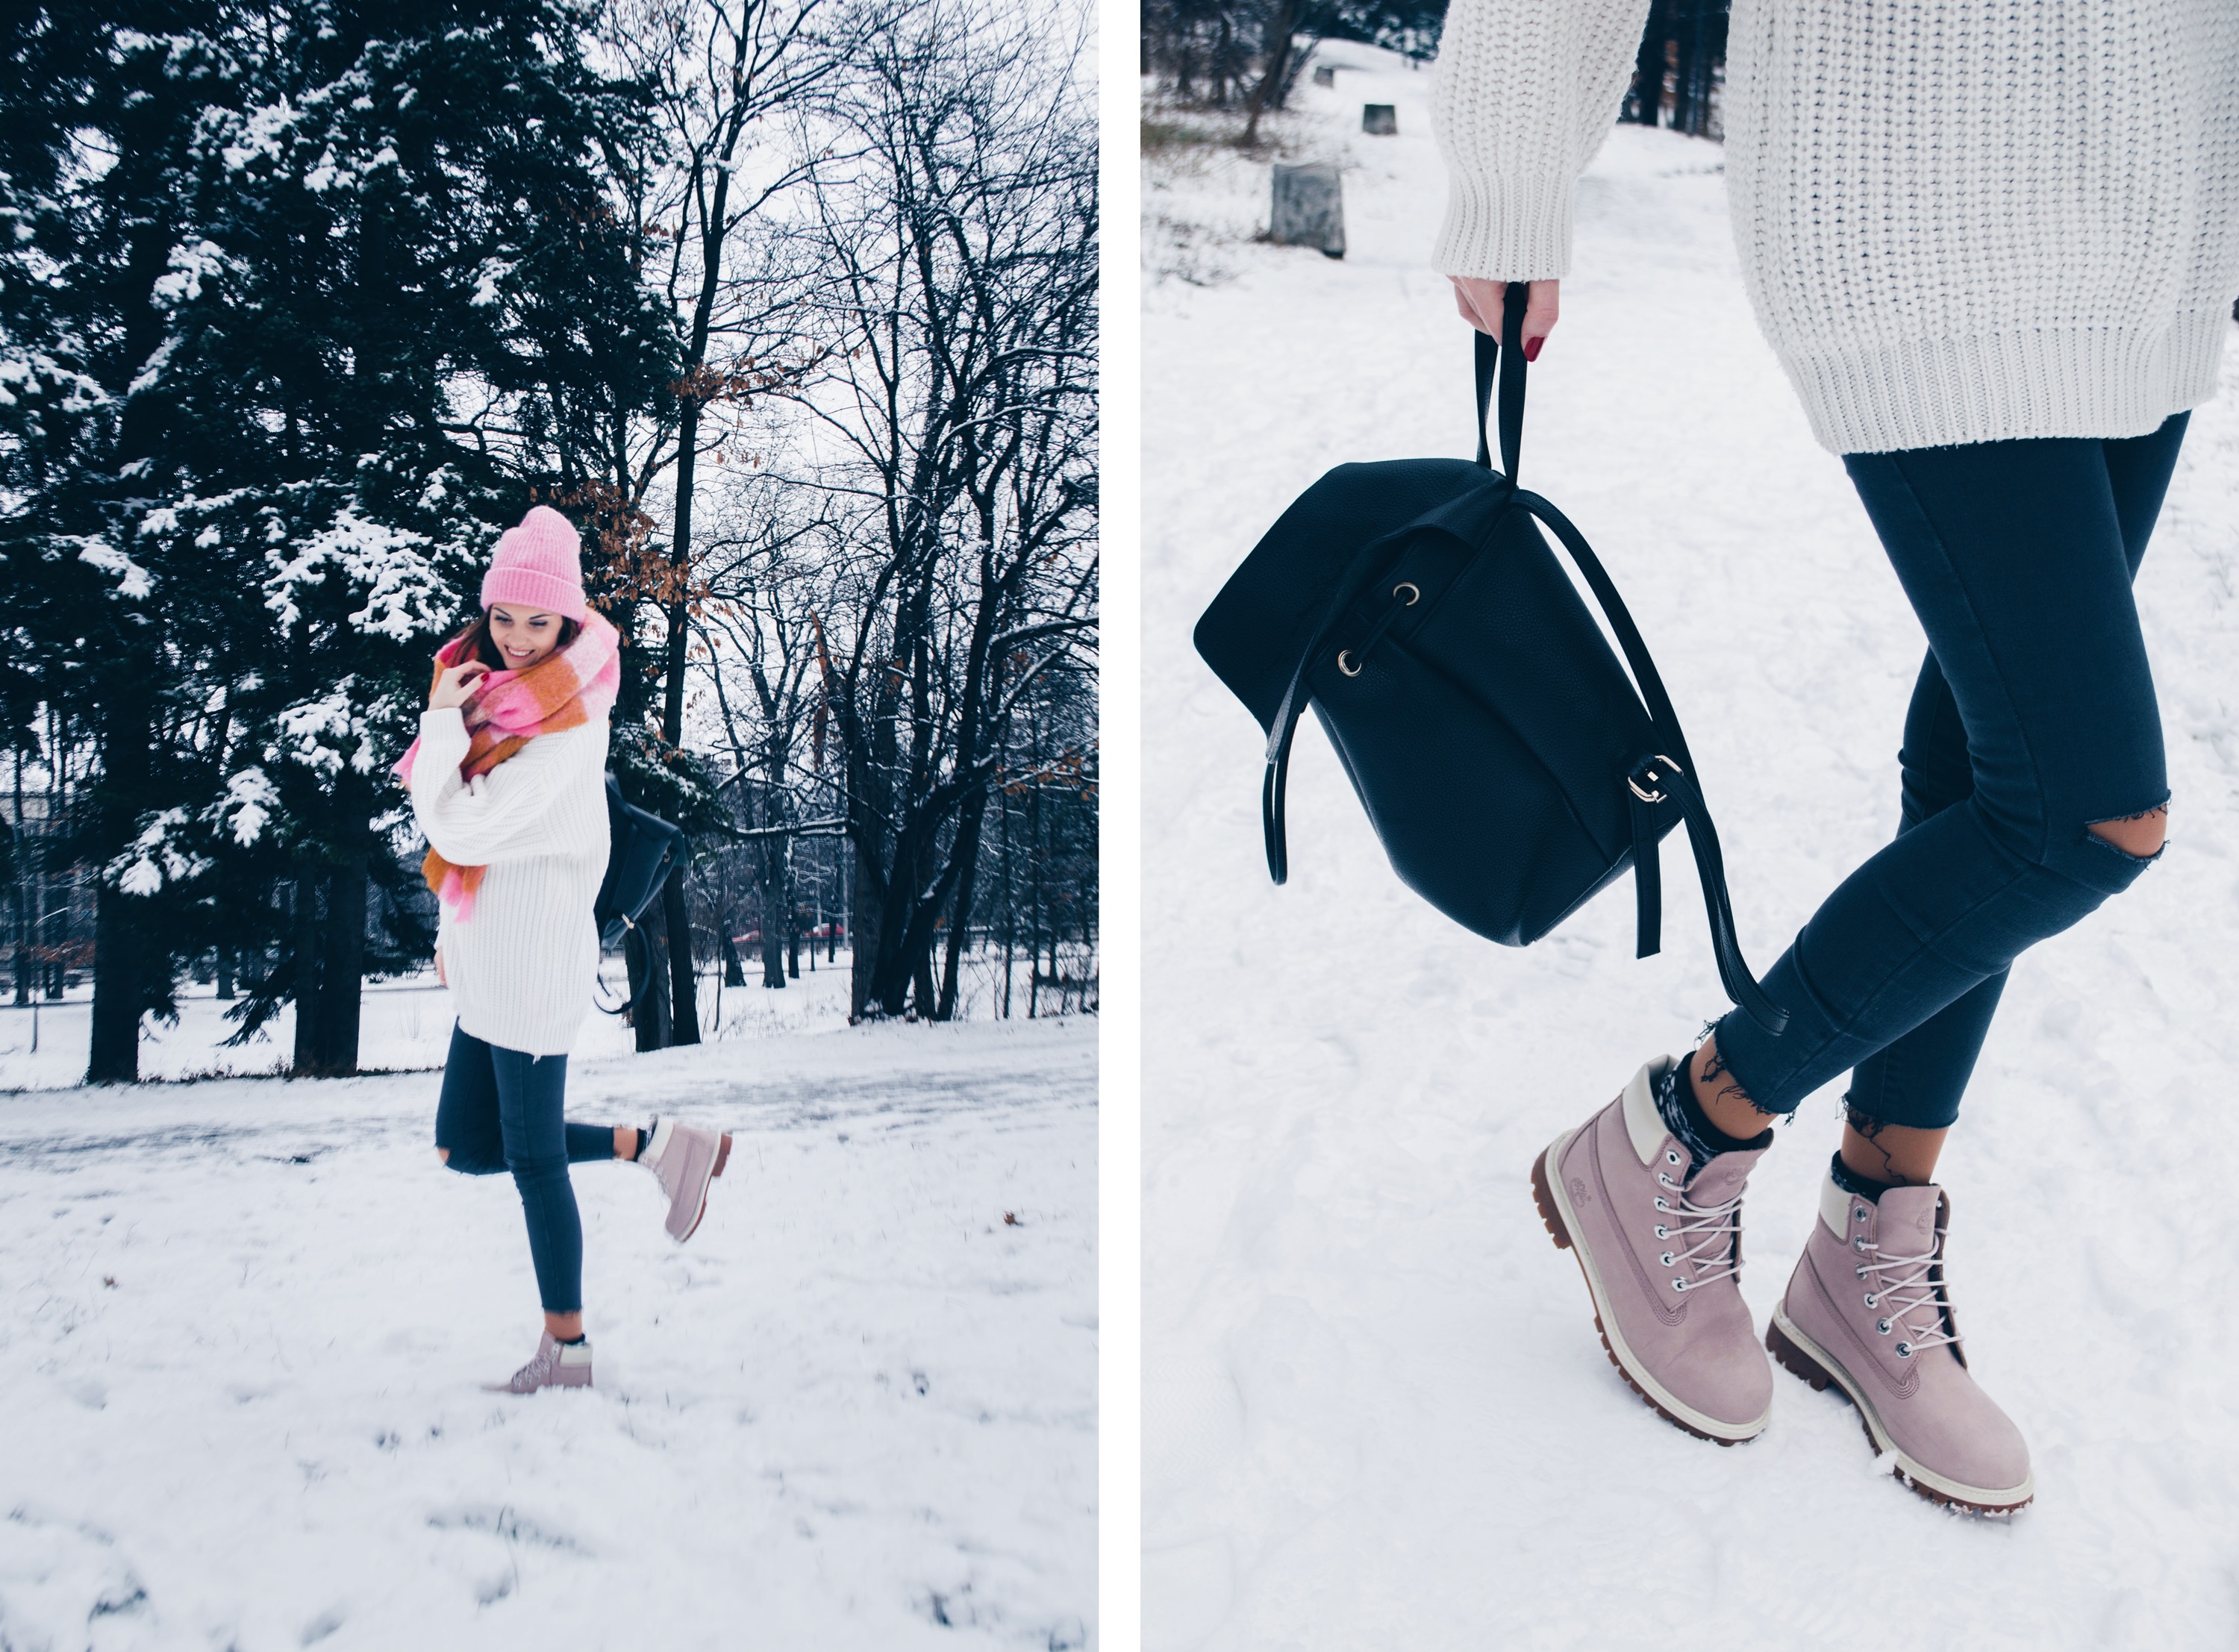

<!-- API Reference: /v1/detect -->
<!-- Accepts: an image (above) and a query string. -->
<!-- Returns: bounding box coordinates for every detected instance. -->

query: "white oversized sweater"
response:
[1431,1,2239,454]
[407,709,611,1057]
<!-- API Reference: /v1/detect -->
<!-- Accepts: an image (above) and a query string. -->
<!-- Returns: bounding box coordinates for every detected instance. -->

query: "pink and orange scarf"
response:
[392,610,620,922]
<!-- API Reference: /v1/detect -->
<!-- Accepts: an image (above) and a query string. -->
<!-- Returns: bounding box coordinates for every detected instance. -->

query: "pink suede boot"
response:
[1531,1056,1774,1444]
[640,1117,732,1244]
[484,1330,593,1395]
[1767,1171,2033,1514]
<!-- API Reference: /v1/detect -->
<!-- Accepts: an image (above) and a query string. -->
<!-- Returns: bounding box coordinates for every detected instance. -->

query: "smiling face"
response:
[487,604,565,669]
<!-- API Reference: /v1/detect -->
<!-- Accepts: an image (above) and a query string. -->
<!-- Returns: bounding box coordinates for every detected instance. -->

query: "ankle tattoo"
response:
[1693,1044,1762,1118]
[1842,1102,1923,1188]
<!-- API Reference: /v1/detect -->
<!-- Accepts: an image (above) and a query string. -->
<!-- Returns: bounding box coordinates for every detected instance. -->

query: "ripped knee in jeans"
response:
[2086,800,2169,863]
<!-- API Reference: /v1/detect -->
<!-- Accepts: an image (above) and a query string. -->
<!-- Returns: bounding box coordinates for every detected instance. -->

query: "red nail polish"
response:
[1523,337,1542,363]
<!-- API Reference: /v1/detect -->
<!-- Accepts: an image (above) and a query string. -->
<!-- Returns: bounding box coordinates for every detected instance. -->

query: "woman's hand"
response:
[427,662,490,713]
[1451,277,1560,360]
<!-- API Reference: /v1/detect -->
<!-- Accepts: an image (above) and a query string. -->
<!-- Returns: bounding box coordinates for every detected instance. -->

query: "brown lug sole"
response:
[1765,1318,2032,1517]
[713,1133,733,1177]
[1529,1146,1746,1449]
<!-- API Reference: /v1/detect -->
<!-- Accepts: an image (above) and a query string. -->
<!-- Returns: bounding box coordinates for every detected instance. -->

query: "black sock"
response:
[637,1120,657,1160]
[558,1333,586,1346]
[1829,1149,1898,1204]
[1656,1054,1772,1171]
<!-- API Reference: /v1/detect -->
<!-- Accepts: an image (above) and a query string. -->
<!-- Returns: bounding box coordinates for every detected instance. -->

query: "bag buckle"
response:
[1628,754,1684,804]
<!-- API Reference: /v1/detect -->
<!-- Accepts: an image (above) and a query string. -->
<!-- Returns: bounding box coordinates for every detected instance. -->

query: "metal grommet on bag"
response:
[1337,650,1361,677]
[1392,581,1420,605]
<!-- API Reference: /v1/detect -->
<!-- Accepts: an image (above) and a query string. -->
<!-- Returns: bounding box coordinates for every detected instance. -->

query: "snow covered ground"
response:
[1143,48,2239,1651]
[0,1017,1095,1650]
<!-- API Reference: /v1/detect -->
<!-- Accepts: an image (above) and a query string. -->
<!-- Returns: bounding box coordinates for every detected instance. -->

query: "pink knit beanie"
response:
[481,506,588,622]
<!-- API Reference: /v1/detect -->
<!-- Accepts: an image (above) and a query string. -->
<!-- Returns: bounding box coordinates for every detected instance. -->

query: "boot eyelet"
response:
[1657,1172,1676,1188]
[1653,1197,1670,1212]
[1665,1150,1682,1166]
[1895,1342,1913,1357]
[1659,1251,1675,1267]
[1863,1292,1879,1309]
[1855,1208,1869,1222]
[1852,1236,1868,1253]
[1671,1278,1687,1292]
[1654,1224,1669,1239]
[1876,1318,1892,1335]
[1855,1265,1868,1279]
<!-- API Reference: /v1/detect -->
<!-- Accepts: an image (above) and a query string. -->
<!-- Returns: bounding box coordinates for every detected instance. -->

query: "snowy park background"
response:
[1143,46,2239,1651]
[1,1007,1096,1651]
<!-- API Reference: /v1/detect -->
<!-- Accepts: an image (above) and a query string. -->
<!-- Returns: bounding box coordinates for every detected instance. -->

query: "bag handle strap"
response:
[1473,281,1528,480]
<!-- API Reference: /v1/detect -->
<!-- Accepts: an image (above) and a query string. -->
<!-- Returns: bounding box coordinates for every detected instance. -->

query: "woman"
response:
[397,504,731,1395]
[1432,1,2239,1511]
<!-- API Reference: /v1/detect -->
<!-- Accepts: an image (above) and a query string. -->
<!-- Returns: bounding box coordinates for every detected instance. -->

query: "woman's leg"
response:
[434,1023,508,1174]
[490,1045,588,1340]
[1826,654,1999,1185]
[1835,413,2192,1184]
[1702,417,2184,1124]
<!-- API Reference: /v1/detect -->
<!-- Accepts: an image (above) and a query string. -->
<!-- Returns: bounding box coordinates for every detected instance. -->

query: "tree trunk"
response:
[1671,0,1703,136]
[215,947,234,1001]
[721,927,746,987]
[934,792,989,1022]
[874,858,921,1019]
[1626,0,1670,125]
[759,837,787,989]
[999,787,1014,1020]
[848,836,881,1021]
[912,943,938,1021]
[10,860,28,1008]
[9,750,25,1008]
[291,862,322,1074]
[42,869,62,998]
[87,882,143,1083]
[314,847,367,1074]
[1240,0,1301,145]
[88,671,157,1081]
[660,867,699,1045]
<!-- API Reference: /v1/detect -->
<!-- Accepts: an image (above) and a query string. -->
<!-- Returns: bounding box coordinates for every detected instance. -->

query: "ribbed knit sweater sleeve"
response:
[408,708,585,866]
[1430,0,1653,281]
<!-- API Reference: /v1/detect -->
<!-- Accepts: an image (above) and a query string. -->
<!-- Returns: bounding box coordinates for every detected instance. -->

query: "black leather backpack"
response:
[1193,285,1785,1032]
[593,773,685,1015]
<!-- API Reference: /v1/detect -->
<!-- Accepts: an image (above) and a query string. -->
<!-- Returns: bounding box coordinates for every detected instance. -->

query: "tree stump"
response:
[1312,64,1335,87]
[1362,104,1398,135]
[1270,162,1345,259]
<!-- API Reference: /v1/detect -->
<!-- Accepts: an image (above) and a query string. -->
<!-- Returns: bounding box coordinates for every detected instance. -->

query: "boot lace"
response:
[508,1345,557,1390]
[1652,1164,1743,1293]
[1858,1235,1962,1358]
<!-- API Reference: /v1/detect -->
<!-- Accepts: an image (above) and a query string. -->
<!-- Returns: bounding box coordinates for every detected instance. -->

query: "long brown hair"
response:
[447,608,582,671]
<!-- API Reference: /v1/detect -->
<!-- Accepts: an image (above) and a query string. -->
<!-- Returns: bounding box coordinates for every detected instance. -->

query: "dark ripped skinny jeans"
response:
[435,1022,619,1315]
[1712,413,2188,1130]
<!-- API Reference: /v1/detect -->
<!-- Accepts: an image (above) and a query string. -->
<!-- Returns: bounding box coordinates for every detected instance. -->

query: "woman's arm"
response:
[407,710,598,866]
[1430,0,1652,282]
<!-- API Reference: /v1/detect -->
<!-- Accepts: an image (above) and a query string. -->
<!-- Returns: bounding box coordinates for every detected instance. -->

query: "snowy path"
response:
[1143,49,2239,1652]
[1,1019,1095,1651]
